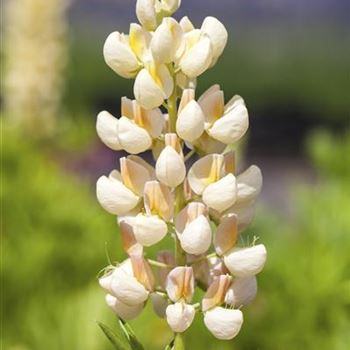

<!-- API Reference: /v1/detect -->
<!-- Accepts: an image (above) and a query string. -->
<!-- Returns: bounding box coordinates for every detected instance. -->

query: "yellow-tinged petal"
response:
[120,220,143,256]
[202,275,232,312]
[215,214,238,256]
[179,16,195,33]
[136,0,157,30]
[96,111,121,150]
[202,173,237,212]
[187,154,226,195]
[144,180,174,221]
[129,23,152,62]
[166,266,194,302]
[130,255,156,291]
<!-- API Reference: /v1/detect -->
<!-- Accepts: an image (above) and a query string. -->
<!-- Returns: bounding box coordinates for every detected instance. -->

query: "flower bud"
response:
[166,302,195,333]
[202,173,237,212]
[96,171,139,215]
[103,32,141,78]
[166,266,194,303]
[134,63,174,109]
[179,31,212,78]
[202,275,232,312]
[225,276,257,307]
[136,0,157,30]
[159,0,182,14]
[117,116,152,154]
[151,17,184,64]
[96,111,121,150]
[144,180,174,221]
[176,100,205,142]
[179,16,195,33]
[214,214,238,256]
[224,244,267,277]
[156,134,186,187]
[201,17,228,65]
[236,165,263,204]
[132,214,168,246]
[105,294,144,320]
[204,307,243,340]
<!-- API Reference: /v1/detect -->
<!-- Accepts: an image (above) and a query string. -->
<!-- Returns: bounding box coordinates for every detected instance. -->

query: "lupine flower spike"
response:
[96,0,266,347]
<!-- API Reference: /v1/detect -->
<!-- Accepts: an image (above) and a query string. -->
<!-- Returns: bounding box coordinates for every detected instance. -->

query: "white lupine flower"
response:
[204,307,243,340]
[159,0,182,14]
[96,171,140,216]
[198,85,249,145]
[202,275,232,312]
[96,111,122,150]
[166,302,195,333]
[105,294,144,320]
[136,0,157,30]
[201,17,228,66]
[175,202,212,255]
[151,17,184,64]
[225,276,258,307]
[156,134,186,187]
[166,266,194,303]
[224,244,267,277]
[176,90,205,142]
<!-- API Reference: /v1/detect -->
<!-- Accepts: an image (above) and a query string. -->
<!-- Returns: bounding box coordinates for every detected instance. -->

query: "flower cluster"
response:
[97,0,266,342]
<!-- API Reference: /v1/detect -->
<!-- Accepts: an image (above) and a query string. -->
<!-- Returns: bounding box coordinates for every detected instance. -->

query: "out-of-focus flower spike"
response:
[144,180,174,221]
[202,274,232,312]
[215,214,238,256]
[166,266,194,303]
[120,220,143,256]
[130,255,156,292]
[96,111,122,151]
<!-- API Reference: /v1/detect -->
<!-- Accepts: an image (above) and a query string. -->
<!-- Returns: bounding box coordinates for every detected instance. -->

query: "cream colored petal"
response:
[127,155,156,179]
[129,23,152,62]
[151,17,184,63]
[179,16,195,33]
[166,302,195,333]
[236,165,263,204]
[96,111,121,150]
[156,146,186,187]
[143,108,165,138]
[151,292,169,318]
[117,116,152,154]
[198,84,224,126]
[121,96,134,119]
[136,0,157,30]
[187,153,226,195]
[152,138,164,161]
[105,294,144,320]
[96,175,139,215]
[201,17,228,64]
[225,276,257,307]
[166,266,194,302]
[120,220,143,256]
[179,35,212,78]
[224,244,267,277]
[120,157,152,196]
[110,269,149,306]
[178,88,195,114]
[192,132,226,155]
[202,173,237,213]
[224,95,245,114]
[214,214,238,256]
[204,307,243,340]
[175,201,207,234]
[134,69,165,109]
[202,275,232,312]
[130,255,155,291]
[159,0,182,14]
[176,100,205,142]
[132,214,168,246]
[103,32,140,78]
[143,180,174,221]
[224,200,256,232]
[99,273,113,292]
[176,72,197,90]
[208,103,249,144]
[180,215,212,255]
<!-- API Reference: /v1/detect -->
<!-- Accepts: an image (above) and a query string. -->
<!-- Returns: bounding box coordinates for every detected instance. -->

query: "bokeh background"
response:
[2,0,350,349]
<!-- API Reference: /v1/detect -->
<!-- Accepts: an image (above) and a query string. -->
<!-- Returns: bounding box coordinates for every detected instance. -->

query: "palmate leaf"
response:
[98,322,131,350]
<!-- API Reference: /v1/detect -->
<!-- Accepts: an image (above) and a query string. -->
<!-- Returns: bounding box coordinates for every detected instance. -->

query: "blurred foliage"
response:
[3,125,350,350]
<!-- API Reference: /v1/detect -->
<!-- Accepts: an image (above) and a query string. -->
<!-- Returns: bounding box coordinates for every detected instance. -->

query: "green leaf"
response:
[174,334,185,350]
[98,322,131,350]
[119,319,145,350]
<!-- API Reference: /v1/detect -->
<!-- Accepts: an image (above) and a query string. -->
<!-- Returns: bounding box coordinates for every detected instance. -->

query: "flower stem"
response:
[167,88,178,133]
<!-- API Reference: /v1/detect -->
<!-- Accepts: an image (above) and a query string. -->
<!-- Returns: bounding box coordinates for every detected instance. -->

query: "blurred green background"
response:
[2,0,350,349]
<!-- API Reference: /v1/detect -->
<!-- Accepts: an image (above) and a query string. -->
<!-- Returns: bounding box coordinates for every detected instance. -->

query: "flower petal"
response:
[202,275,232,312]
[224,244,267,277]
[214,214,238,256]
[133,214,168,246]
[130,255,156,291]
[166,266,194,302]
[198,84,224,126]
[136,0,157,30]
[202,173,237,212]
[225,276,257,307]
[236,165,263,204]
[120,220,143,256]
[96,111,121,150]
[105,294,144,320]
[204,307,243,340]
[166,302,195,333]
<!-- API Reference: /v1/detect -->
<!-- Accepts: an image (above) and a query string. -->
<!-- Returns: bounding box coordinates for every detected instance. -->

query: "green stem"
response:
[167,88,178,133]
[147,259,171,269]
[174,185,186,266]
[174,333,185,350]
